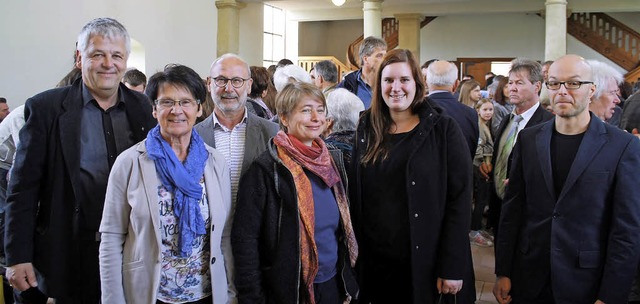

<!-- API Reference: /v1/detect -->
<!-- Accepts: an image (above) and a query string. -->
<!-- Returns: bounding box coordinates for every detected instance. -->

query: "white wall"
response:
[0,0,217,108]
[298,20,362,64]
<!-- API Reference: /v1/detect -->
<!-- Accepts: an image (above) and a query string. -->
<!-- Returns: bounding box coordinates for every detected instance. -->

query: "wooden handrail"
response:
[567,13,640,71]
[298,56,356,80]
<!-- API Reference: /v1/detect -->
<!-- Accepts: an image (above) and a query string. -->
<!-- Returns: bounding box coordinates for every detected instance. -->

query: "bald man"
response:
[494,55,640,304]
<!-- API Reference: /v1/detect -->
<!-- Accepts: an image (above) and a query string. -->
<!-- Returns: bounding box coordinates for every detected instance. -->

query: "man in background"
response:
[337,36,386,108]
[122,68,147,93]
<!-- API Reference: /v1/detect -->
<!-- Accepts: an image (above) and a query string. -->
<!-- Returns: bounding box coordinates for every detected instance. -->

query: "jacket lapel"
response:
[557,115,607,202]
[199,115,217,149]
[59,82,84,198]
[536,119,556,202]
[137,142,163,248]
[242,113,263,174]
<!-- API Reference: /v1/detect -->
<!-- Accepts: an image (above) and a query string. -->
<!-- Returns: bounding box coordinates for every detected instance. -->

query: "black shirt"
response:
[361,128,416,261]
[550,128,585,198]
[78,84,134,232]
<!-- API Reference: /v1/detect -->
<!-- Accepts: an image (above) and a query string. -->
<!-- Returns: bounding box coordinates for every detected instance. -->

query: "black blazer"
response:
[496,114,640,303]
[428,91,479,159]
[4,79,156,297]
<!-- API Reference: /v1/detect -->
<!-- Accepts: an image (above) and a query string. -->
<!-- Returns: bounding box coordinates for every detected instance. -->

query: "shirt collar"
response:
[81,82,125,107]
[514,102,540,123]
[212,106,248,130]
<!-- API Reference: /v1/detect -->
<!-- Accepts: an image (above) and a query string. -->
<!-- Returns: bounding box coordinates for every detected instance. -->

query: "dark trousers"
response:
[471,168,492,231]
[313,275,341,304]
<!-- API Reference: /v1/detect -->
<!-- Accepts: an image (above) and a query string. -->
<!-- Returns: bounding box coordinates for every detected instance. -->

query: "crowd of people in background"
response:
[1,16,640,304]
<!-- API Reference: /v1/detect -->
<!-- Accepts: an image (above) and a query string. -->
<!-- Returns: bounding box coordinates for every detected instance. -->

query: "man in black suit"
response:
[4,18,156,303]
[487,58,553,237]
[494,54,640,304]
[426,60,479,159]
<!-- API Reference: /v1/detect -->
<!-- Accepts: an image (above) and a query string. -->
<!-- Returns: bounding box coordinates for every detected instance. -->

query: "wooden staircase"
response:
[567,12,640,82]
[346,17,437,69]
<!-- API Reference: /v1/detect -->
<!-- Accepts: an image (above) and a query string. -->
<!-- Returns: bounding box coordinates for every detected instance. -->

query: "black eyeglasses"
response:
[154,99,199,109]
[212,77,250,88]
[545,81,593,90]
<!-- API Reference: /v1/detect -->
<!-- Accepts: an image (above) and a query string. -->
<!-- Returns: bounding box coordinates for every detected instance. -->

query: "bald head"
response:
[426,60,458,91]
[549,55,592,82]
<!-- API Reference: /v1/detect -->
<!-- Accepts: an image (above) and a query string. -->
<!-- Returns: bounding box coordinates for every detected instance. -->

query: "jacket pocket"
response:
[123,259,144,271]
[578,251,601,268]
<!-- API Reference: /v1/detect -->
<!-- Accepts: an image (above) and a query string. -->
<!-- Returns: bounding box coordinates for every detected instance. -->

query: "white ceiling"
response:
[242,0,640,21]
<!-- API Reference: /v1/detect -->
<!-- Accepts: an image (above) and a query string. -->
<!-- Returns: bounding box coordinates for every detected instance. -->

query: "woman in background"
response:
[458,79,482,108]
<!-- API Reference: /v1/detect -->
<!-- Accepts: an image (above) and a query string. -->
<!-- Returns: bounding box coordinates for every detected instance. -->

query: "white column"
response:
[216,0,245,56]
[362,0,383,38]
[395,14,422,56]
[544,0,568,61]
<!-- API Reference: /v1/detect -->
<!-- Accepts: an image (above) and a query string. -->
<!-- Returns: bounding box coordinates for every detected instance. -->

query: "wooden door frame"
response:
[454,57,515,87]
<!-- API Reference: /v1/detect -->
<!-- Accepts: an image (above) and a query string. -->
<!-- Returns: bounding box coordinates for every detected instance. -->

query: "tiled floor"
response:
[472,244,499,304]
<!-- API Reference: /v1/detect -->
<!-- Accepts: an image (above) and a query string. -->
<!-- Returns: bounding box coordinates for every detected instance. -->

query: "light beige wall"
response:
[298,20,362,64]
[239,2,264,66]
[0,0,217,108]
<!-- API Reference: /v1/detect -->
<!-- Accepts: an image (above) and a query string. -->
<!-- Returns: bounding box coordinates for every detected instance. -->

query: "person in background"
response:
[248,66,276,120]
[273,64,313,92]
[458,79,482,108]
[122,68,147,93]
[323,88,364,169]
[337,36,387,109]
[350,49,475,303]
[311,60,339,96]
[587,60,623,127]
[99,64,235,304]
[0,98,9,123]
[4,17,156,303]
[232,82,359,303]
[470,98,495,248]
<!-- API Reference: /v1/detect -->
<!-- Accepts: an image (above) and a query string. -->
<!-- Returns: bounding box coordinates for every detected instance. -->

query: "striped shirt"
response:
[212,110,248,205]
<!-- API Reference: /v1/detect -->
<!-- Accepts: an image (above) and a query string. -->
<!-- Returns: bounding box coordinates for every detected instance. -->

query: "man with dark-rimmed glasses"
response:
[494,54,640,304]
[195,53,278,205]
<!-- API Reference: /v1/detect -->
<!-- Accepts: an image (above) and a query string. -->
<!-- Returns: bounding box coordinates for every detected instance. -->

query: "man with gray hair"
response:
[4,18,156,303]
[426,60,479,159]
[487,58,553,240]
[195,53,278,206]
[310,60,338,95]
[337,36,386,109]
[587,60,623,127]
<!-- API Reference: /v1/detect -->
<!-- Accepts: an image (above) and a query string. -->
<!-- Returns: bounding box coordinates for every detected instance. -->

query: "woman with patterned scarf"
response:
[99,65,236,304]
[232,82,359,304]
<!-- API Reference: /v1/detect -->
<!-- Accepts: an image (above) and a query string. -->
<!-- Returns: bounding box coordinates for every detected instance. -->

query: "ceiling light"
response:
[332,0,346,6]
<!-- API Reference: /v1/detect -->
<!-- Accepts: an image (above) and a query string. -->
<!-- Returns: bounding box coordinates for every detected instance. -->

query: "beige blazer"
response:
[99,140,236,304]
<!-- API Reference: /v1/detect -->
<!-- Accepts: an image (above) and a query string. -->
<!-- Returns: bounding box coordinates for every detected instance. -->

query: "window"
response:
[263,4,285,67]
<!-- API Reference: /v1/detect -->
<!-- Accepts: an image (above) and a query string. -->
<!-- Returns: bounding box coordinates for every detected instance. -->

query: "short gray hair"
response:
[359,36,387,65]
[314,60,338,83]
[509,58,543,84]
[426,61,458,87]
[273,64,312,92]
[588,60,623,100]
[326,88,364,132]
[77,18,130,56]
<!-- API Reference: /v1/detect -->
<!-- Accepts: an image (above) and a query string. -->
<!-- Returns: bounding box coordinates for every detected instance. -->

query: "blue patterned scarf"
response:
[145,125,208,257]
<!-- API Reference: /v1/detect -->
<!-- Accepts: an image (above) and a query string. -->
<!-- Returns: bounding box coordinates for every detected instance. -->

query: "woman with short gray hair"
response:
[324,88,364,168]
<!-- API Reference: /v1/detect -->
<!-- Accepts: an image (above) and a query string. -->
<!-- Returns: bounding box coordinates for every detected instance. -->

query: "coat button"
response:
[414,213,419,218]
[415,246,419,250]
[211,225,215,232]
[211,257,216,264]
[411,181,416,186]
[360,138,365,143]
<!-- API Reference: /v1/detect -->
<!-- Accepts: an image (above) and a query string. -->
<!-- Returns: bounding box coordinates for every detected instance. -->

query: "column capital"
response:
[394,13,423,20]
[216,0,246,10]
[362,0,383,11]
[544,0,567,5]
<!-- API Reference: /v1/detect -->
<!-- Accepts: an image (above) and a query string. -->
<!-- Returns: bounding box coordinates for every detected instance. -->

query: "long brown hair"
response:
[458,79,481,107]
[361,49,426,165]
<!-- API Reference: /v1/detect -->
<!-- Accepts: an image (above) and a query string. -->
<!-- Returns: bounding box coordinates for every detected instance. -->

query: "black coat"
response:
[428,91,479,160]
[350,101,475,304]
[232,140,359,304]
[4,79,156,297]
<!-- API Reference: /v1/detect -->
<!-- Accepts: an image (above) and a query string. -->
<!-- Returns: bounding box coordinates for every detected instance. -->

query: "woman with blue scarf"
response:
[99,64,235,304]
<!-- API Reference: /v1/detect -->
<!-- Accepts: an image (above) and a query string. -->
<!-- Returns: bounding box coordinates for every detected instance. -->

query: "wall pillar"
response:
[362,0,383,38]
[395,13,422,56]
[216,0,245,56]
[544,0,568,61]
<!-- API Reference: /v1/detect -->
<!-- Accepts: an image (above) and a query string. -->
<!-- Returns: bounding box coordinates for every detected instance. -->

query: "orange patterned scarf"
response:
[273,131,358,304]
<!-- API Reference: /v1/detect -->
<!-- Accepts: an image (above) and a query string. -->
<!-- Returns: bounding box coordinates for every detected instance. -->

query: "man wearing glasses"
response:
[494,54,640,304]
[195,53,278,205]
